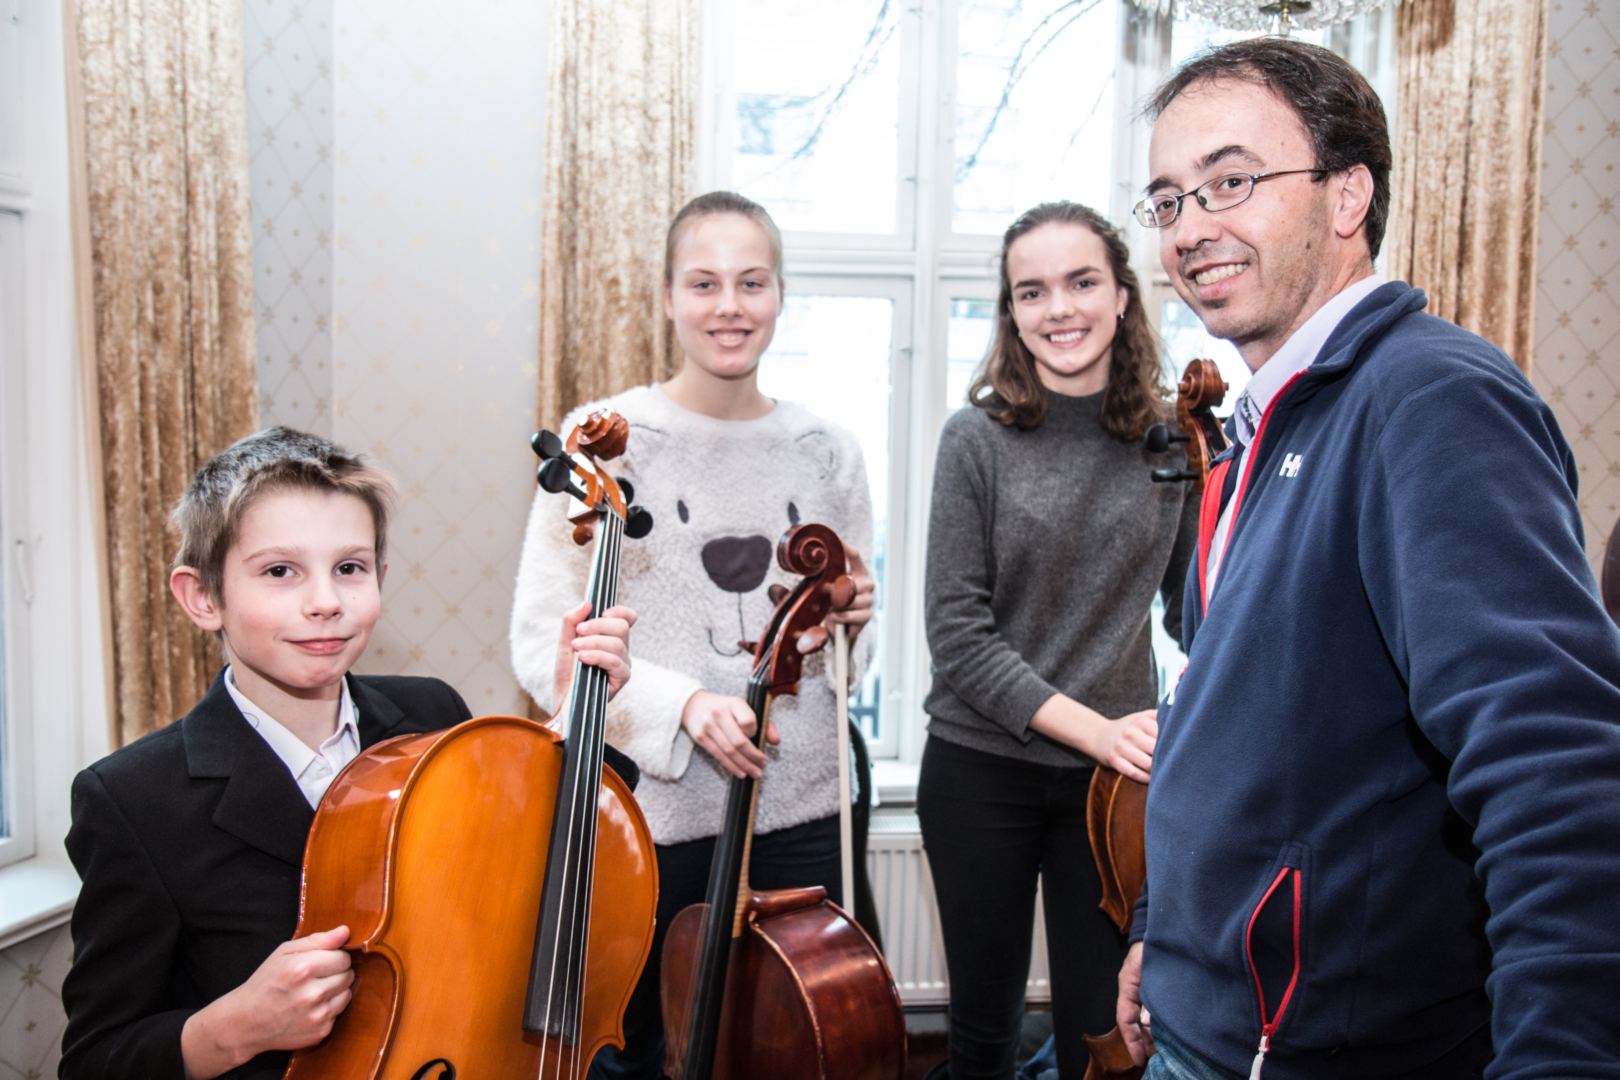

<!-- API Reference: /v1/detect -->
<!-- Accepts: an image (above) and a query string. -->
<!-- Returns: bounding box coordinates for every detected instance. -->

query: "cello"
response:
[660,523,907,1080]
[283,411,658,1080]
[1082,360,1229,1080]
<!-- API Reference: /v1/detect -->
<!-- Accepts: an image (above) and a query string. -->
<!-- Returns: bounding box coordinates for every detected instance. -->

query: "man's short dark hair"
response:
[1147,38,1393,260]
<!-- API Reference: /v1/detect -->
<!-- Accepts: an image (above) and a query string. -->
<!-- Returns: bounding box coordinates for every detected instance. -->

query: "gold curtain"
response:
[74,0,260,746]
[1387,0,1550,373]
[537,0,700,432]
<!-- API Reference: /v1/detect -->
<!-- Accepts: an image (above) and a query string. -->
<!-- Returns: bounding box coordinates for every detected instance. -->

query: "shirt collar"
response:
[224,665,359,775]
[1232,273,1385,444]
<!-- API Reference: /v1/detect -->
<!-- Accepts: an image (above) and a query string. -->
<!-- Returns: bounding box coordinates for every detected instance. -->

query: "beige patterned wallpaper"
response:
[243,0,548,715]
[327,0,548,715]
[0,926,71,1080]
[246,0,335,437]
[1534,0,1620,577]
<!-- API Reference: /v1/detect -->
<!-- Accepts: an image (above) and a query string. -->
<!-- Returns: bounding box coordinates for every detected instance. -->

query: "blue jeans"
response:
[1142,1023,1245,1080]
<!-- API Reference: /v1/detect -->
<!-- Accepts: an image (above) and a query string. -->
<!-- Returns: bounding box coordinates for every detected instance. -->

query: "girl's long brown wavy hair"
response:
[968,202,1168,440]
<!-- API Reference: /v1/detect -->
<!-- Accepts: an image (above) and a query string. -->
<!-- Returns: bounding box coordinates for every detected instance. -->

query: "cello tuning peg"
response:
[1151,467,1199,484]
[615,477,636,503]
[1143,423,1189,454]
[538,457,582,497]
[737,640,760,655]
[768,584,790,606]
[624,506,654,539]
[531,429,567,461]
[796,625,829,655]
[826,575,856,612]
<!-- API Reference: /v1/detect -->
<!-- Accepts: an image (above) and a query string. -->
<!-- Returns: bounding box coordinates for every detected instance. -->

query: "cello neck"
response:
[523,508,624,1042]
[680,673,774,1080]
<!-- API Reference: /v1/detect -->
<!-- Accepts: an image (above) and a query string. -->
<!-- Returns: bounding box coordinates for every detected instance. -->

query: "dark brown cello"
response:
[1082,360,1230,1080]
[660,524,906,1080]
[283,411,657,1080]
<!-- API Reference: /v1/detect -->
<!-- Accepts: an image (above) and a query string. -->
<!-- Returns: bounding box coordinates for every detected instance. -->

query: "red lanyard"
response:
[1196,371,1306,614]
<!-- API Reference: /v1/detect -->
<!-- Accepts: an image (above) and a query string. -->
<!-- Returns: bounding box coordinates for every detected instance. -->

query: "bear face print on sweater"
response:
[509,384,874,846]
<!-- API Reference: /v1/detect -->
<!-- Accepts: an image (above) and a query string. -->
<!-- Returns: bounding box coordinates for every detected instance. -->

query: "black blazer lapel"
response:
[349,674,409,748]
[183,672,315,868]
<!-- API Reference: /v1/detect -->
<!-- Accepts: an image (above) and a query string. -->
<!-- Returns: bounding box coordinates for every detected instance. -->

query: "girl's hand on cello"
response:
[555,601,638,707]
[682,690,779,779]
[824,547,875,642]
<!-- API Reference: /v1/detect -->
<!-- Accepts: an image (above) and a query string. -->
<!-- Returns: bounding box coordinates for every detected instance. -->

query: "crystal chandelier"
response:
[1129,0,1396,34]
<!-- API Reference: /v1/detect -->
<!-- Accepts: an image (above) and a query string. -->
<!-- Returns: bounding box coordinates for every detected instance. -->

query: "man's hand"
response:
[825,548,876,642]
[553,601,637,707]
[681,690,780,779]
[180,926,354,1080]
[1117,941,1155,1066]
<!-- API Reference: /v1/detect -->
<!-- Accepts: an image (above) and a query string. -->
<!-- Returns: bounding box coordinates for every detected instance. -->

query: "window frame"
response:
[0,0,113,943]
[700,0,1392,767]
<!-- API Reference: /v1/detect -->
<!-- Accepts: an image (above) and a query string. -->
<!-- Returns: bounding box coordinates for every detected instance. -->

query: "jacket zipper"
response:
[1244,865,1302,1079]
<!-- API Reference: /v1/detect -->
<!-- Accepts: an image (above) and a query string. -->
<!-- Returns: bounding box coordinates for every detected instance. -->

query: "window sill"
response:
[872,759,919,807]
[0,859,79,951]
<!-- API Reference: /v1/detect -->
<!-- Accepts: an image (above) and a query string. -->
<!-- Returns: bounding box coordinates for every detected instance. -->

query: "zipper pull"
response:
[1248,1034,1269,1080]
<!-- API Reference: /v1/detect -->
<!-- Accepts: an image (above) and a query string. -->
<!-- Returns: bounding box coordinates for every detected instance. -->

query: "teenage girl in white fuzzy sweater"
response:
[509,191,875,1080]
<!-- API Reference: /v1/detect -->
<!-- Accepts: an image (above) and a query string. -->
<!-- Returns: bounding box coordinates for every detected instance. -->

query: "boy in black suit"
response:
[59,428,636,1080]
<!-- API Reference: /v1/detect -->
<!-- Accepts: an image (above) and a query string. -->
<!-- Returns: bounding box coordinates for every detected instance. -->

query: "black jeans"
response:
[918,735,1127,1080]
[588,813,843,1080]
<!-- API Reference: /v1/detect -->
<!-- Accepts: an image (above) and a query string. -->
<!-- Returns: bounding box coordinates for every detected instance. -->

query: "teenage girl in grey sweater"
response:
[919,203,1197,1080]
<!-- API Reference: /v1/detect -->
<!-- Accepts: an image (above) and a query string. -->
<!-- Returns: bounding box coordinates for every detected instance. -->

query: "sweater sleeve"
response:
[1361,365,1620,1077]
[60,769,194,1080]
[509,427,704,782]
[923,414,1061,740]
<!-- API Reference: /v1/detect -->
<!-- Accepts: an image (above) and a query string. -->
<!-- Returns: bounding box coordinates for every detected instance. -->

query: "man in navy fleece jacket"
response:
[1113,38,1620,1080]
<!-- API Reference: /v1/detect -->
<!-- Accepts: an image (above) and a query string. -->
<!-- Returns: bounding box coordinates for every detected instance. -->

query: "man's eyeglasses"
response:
[1133,169,1329,228]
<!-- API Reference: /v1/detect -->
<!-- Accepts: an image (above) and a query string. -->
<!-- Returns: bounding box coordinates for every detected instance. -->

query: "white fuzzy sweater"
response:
[510,385,874,845]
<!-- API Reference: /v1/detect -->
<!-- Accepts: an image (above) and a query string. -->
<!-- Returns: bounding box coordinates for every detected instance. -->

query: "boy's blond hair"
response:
[172,427,399,603]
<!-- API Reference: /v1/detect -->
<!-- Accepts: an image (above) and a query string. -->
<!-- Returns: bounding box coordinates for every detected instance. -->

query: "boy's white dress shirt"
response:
[224,666,361,808]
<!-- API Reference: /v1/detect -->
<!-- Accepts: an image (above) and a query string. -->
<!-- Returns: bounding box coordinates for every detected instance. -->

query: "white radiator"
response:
[865,815,1051,1007]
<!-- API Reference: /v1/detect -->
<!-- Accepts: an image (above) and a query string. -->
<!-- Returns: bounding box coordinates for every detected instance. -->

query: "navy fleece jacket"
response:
[1133,282,1620,1079]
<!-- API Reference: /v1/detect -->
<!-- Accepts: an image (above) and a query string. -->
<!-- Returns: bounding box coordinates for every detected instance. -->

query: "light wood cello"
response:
[1082,360,1229,1080]
[283,411,657,1080]
[660,523,906,1080]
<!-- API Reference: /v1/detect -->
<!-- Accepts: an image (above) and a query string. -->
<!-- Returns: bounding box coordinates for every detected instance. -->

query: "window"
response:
[704,0,1396,762]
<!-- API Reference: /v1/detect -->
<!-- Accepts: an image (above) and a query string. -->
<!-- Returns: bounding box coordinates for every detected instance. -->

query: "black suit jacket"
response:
[59,672,471,1080]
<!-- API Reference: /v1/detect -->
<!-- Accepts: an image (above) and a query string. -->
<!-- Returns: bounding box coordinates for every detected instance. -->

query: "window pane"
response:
[947,297,995,412]
[954,0,1117,234]
[756,296,893,741]
[733,0,901,235]
[1160,298,1249,416]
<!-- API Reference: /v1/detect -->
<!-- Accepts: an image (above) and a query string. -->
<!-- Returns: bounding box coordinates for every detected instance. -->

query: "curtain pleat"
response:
[75,0,259,746]
[537,0,700,433]
[1388,0,1550,373]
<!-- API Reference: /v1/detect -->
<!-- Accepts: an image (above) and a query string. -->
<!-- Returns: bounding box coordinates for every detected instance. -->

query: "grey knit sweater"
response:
[923,390,1199,767]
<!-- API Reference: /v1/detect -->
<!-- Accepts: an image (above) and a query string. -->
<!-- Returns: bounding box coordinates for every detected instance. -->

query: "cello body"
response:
[659,524,906,1080]
[1083,359,1234,1080]
[283,716,657,1080]
[661,888,905,1080]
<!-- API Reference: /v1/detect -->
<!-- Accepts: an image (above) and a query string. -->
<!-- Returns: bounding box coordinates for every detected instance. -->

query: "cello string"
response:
[574,508,621,1078]
[568,507,619,1080]
[558,506,621,1079]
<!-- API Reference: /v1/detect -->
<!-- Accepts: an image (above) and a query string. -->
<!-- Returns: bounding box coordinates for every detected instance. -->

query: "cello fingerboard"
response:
[523,507,624,1042]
